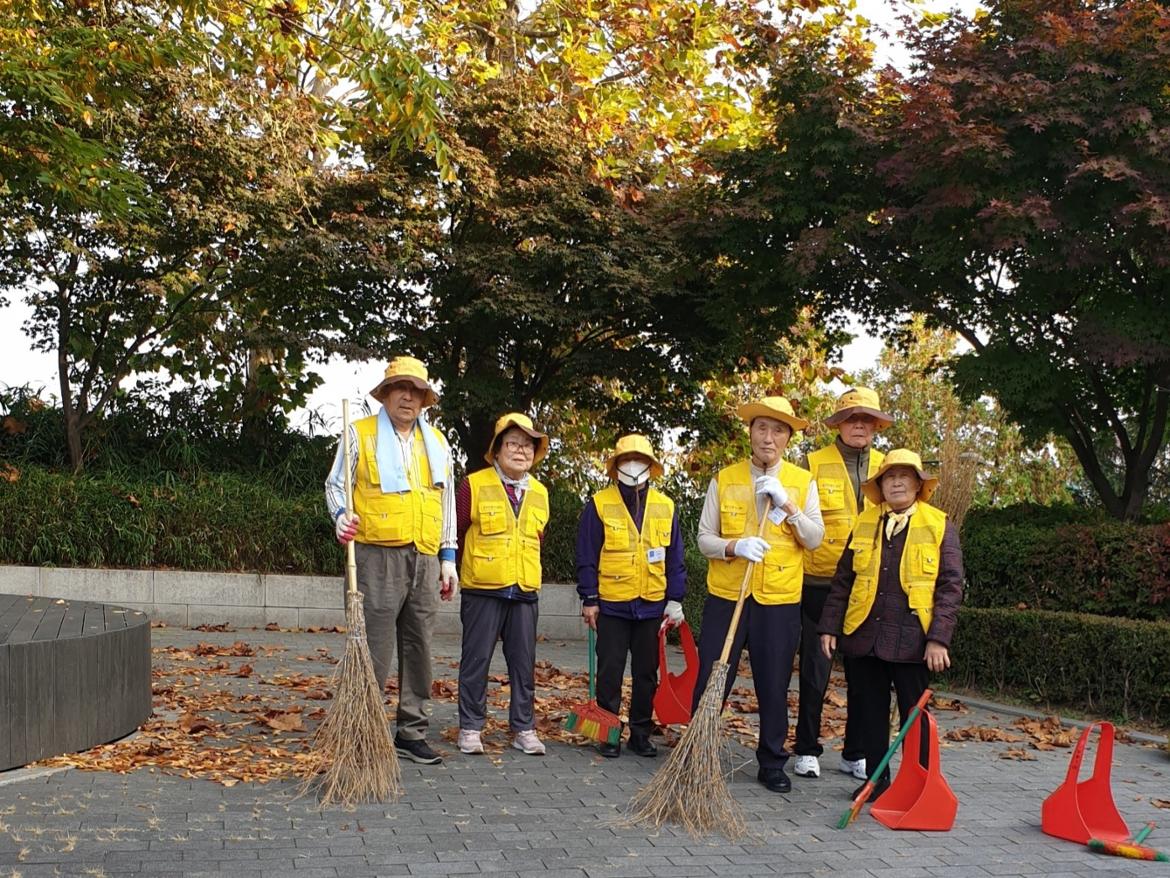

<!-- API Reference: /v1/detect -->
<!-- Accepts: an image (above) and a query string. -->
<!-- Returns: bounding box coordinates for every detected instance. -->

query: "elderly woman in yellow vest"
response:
[818,449,964,802]
[695,396,824,794]
[454,413,551,757]
[326,356,457,766]
[576,435,687,758]
[794,387,893,782]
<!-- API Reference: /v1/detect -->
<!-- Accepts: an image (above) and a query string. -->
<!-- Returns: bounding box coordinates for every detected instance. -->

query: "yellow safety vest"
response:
[592,485,675,602]
[804,444,884,578]
[842,502,948,636]
[352,415,445,554]
[460,467,549,591]
[706,460,811,606]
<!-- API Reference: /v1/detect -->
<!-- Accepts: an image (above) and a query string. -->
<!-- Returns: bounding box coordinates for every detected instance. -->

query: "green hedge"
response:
[941,607,1170,727]
[0,466,339,574]
[962,509,1170,621]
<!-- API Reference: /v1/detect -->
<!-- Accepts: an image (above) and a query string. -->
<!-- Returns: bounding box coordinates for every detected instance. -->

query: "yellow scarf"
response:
[884,502,918,540]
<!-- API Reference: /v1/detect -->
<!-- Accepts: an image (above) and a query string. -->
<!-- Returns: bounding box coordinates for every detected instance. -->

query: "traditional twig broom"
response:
[300,399,402,805]
[622,502,772,839]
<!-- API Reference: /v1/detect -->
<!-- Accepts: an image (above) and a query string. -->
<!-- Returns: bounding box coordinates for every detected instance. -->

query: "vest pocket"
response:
[603,518,630,550]
[913,545,939,577]
[719,501,747,536]
[907,584,933,610]
[820,478,846,511]
[524,506,548,538]
[852,546,873,576]
[478,500,508,536]
[470,541,508,585]
[650,518,672,547]
[363,494,409,543]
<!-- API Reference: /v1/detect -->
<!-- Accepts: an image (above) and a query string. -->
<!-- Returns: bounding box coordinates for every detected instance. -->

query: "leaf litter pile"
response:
[37,631,1088,786]
[37,636,844,785]
[38,636,338,786]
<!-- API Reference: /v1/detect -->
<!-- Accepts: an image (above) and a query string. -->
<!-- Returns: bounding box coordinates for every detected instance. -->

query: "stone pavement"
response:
[0,625,1167,878]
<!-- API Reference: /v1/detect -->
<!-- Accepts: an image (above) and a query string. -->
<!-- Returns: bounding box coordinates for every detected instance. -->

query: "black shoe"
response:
[757,767,791,794]
[598,741,621,758]
[394,735,442,764]
[627,735,657,758]
[850,778,890,803]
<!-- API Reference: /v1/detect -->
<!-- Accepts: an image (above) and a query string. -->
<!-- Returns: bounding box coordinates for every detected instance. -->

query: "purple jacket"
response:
[575,482,687,620]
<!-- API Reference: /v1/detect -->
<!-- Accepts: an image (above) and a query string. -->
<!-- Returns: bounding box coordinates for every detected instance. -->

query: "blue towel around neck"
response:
[374,408,449,494]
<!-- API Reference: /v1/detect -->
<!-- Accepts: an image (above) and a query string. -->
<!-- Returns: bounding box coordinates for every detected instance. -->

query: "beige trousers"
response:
[352,542,439,741]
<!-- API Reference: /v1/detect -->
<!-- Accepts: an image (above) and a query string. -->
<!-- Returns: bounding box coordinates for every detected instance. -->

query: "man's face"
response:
[880,465,922,511]
[838,413,877,449]
[750,416,792,466]
[383,380,423,428]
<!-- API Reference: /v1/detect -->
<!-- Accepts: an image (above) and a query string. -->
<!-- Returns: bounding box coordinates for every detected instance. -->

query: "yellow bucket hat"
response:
[605,434,665,481]
[736,395,810,432]
[861,448,940,506]
[484,412,549,465]
[370,356,438,408]
[823,387,894,430]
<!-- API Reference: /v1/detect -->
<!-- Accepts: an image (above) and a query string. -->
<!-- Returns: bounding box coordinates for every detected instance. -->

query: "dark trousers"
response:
[847,655,930,783]
[457,590,539,732]
[596,613,660,738]
[795,586,863,760]
[692,594,801,770]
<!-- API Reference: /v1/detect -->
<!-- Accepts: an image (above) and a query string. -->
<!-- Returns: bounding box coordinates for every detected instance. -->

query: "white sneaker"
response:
[457,729,484,754]
[793,755,820,778]
[512,729,546,755]
[841,757,867,780]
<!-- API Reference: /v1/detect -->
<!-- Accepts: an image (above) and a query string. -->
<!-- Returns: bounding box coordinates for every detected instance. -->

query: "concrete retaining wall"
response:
[0,566,588,639]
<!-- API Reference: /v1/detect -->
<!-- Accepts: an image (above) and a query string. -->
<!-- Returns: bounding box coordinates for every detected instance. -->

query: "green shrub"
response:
[0,465,339,574]
[962,512,1170,620]
[942,607,1170,727]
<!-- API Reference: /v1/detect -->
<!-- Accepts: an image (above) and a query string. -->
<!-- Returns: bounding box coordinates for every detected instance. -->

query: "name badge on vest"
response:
[647,547,666,564]
[768,506,788,526]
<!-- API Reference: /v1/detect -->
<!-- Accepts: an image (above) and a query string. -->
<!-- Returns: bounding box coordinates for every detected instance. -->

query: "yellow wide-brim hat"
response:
[736,395,810,432]
[823,386,894,430]
[484,412,550,465]
[605,434,665,481]
[370,356,439,408]
[861,448,940,506]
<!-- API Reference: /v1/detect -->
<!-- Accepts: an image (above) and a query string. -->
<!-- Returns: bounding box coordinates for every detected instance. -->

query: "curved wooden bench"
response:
[0,593,151,771]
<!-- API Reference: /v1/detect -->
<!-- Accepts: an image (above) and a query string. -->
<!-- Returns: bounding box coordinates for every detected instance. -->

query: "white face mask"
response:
[616,460,651,486]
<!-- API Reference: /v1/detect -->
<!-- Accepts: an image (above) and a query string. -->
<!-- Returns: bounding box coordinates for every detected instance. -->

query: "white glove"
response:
[755,475,788,509]
[440,560,458,590]
[733,536,770,563]
[335,511,359,545]
[660,600,685,631]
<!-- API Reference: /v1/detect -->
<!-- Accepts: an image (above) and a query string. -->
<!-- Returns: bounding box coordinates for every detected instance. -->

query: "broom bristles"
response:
[622,661,748,839]
[564,702,622,745]
[300,591,402,805]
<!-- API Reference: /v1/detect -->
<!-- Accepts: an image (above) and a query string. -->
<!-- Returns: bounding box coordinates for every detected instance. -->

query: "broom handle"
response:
[588,626,597,700]
[342,399,358,598]
[718,498,773,664]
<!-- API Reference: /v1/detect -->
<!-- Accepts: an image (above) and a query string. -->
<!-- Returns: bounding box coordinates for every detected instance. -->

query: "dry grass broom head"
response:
[621,661,749,839]
[299,591,402,806]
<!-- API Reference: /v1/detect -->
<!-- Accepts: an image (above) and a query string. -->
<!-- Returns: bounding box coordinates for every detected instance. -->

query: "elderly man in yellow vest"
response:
[695,396,824,794]
[818,449,964,802]
[576,435,687,758]
[326,356,457,766]
[794,388,893,782]
[454,413,551,757]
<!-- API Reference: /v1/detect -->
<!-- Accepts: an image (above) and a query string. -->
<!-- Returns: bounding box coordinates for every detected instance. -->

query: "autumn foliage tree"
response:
[748,0,1170,519]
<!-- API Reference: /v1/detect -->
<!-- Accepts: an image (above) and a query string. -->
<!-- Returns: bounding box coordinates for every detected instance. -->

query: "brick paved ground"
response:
[1,626,1166,877]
